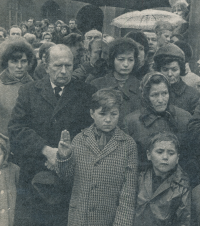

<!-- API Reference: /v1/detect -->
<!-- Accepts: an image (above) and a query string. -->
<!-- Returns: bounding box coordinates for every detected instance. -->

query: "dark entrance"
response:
[76,5,104,35]
[41,0,61,23]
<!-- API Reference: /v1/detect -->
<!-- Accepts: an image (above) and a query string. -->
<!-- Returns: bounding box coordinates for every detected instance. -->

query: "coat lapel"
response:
[35,78,57,108]
[95,127,127,163]
[83,125,101,156]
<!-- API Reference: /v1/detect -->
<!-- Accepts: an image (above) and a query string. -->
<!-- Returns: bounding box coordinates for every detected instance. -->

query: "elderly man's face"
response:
[10,28,22,37]
[144,32,158,54]
[84,30,102,49]
[46,47,74,87]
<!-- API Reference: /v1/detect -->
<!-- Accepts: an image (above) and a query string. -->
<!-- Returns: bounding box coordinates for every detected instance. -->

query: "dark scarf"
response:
[93,125,115,151]
[170,78,186,96]
[140,103,178,133]
[0,68,33,85]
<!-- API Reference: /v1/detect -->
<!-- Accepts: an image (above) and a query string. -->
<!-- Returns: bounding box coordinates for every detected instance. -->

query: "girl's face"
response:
[161,61,181,84]
[149,82,169,112]
[90,106,119,132]
[114,51,135,76]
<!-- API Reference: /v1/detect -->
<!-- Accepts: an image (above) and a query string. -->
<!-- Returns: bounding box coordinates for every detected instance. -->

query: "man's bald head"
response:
[46,44,73,66]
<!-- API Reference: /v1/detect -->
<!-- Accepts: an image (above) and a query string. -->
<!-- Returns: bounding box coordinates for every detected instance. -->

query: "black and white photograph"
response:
[0,0,199,225]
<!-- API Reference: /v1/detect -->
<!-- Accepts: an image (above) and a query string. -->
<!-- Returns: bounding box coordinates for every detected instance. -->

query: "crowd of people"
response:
[1,0,200,225]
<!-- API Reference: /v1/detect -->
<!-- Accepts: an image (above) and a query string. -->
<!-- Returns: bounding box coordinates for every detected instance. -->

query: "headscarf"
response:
[140,72,178,131]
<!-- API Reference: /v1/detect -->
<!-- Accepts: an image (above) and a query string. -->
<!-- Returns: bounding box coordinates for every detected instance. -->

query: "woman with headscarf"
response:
[123,72,191,171]
[154,43,200,114]
[0,37,34,135]
[91,38,142,128]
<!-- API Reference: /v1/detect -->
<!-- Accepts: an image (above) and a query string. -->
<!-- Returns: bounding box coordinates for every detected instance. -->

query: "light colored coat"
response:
[56,125,138,226]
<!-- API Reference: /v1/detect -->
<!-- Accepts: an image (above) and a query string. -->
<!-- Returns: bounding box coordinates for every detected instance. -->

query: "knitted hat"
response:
[154,43,185,63]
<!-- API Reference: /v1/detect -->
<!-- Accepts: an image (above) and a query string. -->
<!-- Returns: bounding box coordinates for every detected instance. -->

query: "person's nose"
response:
[167,69,173,77]
[157,94,163,103]
[123,59,129,67]
[104,114,111,123]
[61,65,66,74]
[17,61,22,68]
[162,151,168,161]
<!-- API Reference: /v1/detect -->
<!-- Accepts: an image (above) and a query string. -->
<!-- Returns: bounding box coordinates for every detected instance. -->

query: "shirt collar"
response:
[50,81,64,91]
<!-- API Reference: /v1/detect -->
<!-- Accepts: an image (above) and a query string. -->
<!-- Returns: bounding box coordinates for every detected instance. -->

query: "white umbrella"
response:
[111,9,186,30]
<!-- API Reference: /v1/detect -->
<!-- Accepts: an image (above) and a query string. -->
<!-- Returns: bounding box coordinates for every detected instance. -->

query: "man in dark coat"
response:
[8,44,96,226]
[69,19,82,36]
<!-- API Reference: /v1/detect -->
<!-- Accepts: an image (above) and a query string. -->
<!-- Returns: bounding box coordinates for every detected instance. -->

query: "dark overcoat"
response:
[8,77,96,183]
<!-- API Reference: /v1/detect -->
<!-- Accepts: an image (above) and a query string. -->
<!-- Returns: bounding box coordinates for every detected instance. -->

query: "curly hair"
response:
[108,38,139,72]
[1,37,34,69]
[154,56,186,76]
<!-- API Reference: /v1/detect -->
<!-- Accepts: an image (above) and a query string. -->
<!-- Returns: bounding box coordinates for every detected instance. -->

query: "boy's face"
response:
[0,148,4,166]
[90,107,119,132]
[147,141,179,178]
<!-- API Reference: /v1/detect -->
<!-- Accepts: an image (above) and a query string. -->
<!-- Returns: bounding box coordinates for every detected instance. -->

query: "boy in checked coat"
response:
[56,88,138,226]
[134,132,191,226]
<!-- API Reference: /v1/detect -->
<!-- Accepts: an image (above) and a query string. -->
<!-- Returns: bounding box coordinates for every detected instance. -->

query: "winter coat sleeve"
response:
[8,85,47,158]
[113,138,138,226]
[176,187,191,226]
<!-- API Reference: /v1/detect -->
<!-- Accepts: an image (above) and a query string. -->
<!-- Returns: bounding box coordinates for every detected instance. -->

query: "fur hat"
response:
[154,43,185,63]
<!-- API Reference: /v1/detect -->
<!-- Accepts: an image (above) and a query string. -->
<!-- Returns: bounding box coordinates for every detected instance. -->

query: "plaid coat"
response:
[56,124,138,226]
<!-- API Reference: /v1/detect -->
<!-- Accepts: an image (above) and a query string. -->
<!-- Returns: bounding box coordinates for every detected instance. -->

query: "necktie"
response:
[54,86,62,100]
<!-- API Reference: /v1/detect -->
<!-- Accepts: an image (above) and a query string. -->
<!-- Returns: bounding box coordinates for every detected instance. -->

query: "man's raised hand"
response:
[58,130,72,158]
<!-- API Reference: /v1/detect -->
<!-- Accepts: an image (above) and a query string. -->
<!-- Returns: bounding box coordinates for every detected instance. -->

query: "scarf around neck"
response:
[0,68,33,85]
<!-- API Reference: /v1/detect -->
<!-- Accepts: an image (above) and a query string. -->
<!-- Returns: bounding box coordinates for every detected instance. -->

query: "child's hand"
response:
[58,130,72,158]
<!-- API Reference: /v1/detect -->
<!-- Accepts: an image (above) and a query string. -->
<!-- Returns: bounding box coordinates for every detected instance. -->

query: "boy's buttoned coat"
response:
[56,125,138,226]
[134,165,191,226]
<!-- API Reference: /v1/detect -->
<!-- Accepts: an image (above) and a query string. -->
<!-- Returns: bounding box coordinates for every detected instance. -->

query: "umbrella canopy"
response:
[111,9,186,30]
[72,0,170,10]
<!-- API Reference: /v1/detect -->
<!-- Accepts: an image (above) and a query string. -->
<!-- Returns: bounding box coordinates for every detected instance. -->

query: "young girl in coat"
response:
[0,133,20,226]
[56,88,138,226]
[134,132,191,226]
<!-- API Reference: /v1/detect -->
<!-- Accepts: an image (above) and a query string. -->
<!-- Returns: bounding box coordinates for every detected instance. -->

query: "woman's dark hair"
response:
[39,42,55,60]
[154,56,186,76]
[141,72,171,103]
[125,31,149,55]
[1,37,34,69]
[90,88,123,112]
[108,38,139,72]
[148,132,180,154]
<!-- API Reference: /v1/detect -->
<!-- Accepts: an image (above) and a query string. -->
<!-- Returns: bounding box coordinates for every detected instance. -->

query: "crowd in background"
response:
[1,0,200,225]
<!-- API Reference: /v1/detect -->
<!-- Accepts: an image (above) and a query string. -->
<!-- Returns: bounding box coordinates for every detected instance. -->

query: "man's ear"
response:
[45,63,49,74]
[90,109,94,119]
[147,150,151,161]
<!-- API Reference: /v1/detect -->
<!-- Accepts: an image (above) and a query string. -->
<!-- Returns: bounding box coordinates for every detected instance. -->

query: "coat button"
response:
[0,190,4,195]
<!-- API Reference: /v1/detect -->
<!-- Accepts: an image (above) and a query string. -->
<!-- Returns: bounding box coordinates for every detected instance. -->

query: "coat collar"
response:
[142,165,189,201]
[171,78,187,96]
[0,68,33,85]
[106,73,140,98]
[82,124,128,162]
[139,105,176,127]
